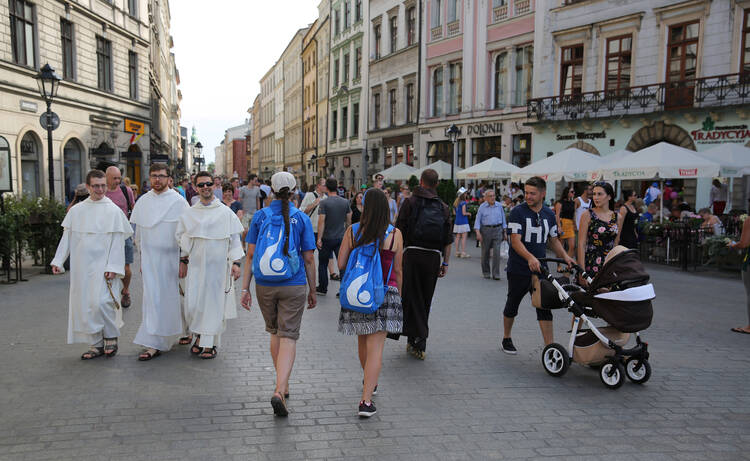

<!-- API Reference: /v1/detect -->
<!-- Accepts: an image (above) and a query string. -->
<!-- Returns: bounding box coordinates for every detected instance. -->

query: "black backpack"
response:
[409,196,447,248]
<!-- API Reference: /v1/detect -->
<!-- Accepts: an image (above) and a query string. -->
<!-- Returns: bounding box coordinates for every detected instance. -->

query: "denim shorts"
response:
[124,237,134,265]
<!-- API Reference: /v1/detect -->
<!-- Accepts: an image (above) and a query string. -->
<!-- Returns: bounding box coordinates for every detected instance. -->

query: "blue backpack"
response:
[339,224,394,314]
[253,206,302,283]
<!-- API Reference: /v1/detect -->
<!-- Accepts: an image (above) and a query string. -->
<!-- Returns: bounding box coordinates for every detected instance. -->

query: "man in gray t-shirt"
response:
[316,178,352,294]
[239,174,261,229]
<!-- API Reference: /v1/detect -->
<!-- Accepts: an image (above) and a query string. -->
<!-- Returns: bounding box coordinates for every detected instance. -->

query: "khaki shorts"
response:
[255,284,307,340]
[241,212,254,229]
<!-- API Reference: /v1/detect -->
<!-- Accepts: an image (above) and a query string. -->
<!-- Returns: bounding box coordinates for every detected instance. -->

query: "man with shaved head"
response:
[105,166,136,308]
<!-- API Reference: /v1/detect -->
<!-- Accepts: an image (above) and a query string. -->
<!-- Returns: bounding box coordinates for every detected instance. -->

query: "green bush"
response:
[436,180,457,208]
[407,175,419,190]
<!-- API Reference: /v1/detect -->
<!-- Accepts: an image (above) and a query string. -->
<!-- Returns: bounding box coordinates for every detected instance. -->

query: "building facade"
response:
[368,0,420,177]
[223,120,250,177]
[259,65,275,179]
[249,93,261,176]
[528,0,750,207]
[282,28,308,182]
[0,0,153,201]
[418,0,536,179]
[328,0,369,189]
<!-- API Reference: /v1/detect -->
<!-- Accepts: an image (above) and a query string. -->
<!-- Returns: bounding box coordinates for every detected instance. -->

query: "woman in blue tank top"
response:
[453,191,470,258]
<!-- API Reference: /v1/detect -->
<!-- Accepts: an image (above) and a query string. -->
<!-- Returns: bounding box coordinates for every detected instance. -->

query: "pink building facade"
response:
[418,0,535,173]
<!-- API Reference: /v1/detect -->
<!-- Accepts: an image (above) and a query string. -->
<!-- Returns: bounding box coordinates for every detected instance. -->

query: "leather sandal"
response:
[81,347,105,360]
[138,349,161,361]
[178,335,193,345]
[190,335,202,355]
[103,338,118,358]
[199,347,217,359]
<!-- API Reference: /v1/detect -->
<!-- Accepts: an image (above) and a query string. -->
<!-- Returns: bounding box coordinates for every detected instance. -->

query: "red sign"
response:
[679,168,698,176]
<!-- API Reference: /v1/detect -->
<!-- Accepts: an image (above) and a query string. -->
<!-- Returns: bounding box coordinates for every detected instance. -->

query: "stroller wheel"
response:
[599,359,625,389]
[625,358,651,384]
[542,343,570,377]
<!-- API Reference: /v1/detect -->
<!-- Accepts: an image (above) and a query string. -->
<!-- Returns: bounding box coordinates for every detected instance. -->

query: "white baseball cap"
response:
[271,171,296,192]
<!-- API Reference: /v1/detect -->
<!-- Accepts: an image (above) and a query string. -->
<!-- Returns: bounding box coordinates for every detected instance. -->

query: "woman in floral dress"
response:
[577,182,618,277]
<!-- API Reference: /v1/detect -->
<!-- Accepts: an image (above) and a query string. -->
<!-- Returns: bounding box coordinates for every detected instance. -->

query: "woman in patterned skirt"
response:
[337,188,403,417]
[577,182,619,278]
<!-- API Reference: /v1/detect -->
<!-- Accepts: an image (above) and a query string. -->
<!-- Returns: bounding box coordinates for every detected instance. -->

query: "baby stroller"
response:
[532,246,654,389]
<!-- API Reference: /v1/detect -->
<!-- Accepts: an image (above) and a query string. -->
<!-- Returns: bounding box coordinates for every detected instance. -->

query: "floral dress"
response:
[585,209,619,275]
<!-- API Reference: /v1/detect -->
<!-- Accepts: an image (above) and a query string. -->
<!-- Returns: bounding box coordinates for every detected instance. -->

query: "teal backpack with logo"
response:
[339,224,394,314]
[253,207,301,283]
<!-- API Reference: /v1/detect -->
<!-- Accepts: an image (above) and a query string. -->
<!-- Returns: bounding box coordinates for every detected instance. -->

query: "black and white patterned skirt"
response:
[338,286,403,336]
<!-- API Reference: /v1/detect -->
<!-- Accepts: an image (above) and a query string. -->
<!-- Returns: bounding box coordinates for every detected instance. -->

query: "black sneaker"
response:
[358,401,377,417]
[501,338,517,355]
[271,394,288,417]
[316,286,327,295]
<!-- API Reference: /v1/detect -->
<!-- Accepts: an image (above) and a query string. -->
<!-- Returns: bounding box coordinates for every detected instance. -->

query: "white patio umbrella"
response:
[587,150,633,181]
[456,157,520,180]
[374,162,418,181]
[695,144,750,211]
[600,142,721,222]
[512,148,603,183]
[415,160,462,180]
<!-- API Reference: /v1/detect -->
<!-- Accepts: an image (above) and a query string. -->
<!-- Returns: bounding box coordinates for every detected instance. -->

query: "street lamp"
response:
[193,141,203,171]
[36,64,62,198]
[445,124,460,185]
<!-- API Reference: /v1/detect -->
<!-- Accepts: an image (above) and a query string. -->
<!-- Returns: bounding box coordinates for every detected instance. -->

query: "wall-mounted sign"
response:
[343,156,350,167]
[125,119,145,146]
[691,116,750,144]
[19,100,38,112]
[464,122,502,137]
[555,130,607,141]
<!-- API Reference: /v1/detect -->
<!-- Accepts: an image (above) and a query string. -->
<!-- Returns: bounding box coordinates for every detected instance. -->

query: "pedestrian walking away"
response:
[316,178,352,295]
[129,163,189,361]
[337,188,404,417]
[50,170,133,360]
[453,189,471,259]
[393,168,453,360]
[555,187,577,271]
[176,171,245,360]
[104,166,136,309]
[474,189,507,279]
[241,172,317,417]
[615,190,640,250]
[503,176,575,354]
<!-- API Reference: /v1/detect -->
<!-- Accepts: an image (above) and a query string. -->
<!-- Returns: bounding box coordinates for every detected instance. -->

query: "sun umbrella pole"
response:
[660,178,664,223]
[728,177,734,213]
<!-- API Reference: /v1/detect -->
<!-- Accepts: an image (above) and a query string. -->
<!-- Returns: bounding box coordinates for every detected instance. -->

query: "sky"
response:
[170,1,320,164]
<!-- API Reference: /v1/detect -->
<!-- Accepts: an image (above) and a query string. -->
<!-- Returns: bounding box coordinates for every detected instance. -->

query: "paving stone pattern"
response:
[1,245,749,460]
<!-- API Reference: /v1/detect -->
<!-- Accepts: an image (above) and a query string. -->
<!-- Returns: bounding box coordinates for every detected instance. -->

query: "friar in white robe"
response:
[176,185,244,358]
[51,171,133,359]
[130,178,189,358]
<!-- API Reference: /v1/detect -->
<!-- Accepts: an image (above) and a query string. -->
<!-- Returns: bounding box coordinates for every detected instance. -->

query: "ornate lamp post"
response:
[35,64,62,198]
[445,124,460,185]
[193,141,204,172]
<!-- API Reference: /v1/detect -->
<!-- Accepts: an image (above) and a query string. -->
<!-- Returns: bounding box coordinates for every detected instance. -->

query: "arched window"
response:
[433,67,444,116]
[20,132,41,197]
[63,139,84,202]
[494,53,507,109]
[0,136,10,192]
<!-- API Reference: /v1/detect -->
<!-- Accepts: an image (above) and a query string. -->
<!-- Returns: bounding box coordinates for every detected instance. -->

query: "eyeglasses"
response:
[196,182,213,188]
[150,174,169,180]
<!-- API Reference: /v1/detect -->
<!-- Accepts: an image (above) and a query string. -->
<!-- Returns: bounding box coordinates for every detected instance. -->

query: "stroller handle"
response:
[535,258,591,281]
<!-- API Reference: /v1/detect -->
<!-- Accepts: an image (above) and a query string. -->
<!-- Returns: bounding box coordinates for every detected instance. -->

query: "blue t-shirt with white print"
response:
[246,200,316,286]
[506,202,558,276]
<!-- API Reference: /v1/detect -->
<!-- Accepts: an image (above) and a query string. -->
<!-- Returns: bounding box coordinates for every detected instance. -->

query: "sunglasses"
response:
[196,182,213,188]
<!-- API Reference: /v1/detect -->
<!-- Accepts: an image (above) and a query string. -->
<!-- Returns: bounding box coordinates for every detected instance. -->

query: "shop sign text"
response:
[465,122,502,136]
[555,131,607,141]
[691,117,750,144]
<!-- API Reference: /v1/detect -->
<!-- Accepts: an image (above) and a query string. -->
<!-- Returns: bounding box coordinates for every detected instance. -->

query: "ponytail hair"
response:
[276,187,291,256]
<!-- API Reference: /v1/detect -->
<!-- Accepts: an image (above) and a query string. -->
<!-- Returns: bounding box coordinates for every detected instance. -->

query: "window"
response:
[743,10,750,74]
[96,36,113,92]
[345,0,351,28]
[341,106,348,139]
[355,0,362,22]
[493,0,506,6]
[667,21,699,83]
[407,7,416,46]
[61,19,74,80]
[447,0,458,23]
[332,109,338,139]
[343,53,350,83]
[494,53,507,109]
[560,44,583,96]
[374,24,382,59]
[390,16,398,54]
[334,58,340,87]
[353,102,359,136]
[335,9,340,34]
[433,67,444,116]
[389,89,397,126]
[432,0,442,27]
[449,62,462,114]
[128,51,138,99]
[605,35,632,94]
[406,83,415,123]
[9,0,36,68]
[373,93,381,129]
[355,47,362,79]
[513,46,532,106]
[128,0,138,17]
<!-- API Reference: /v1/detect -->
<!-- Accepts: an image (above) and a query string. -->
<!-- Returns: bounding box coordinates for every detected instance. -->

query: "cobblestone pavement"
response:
[1,242,749,461]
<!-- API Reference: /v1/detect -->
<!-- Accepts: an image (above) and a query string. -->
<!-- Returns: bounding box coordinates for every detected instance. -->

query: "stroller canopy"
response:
[590,247,650,291]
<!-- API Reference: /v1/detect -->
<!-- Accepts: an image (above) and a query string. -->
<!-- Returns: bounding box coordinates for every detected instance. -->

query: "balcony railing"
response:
[527,73,750,122]
[447,20,460,37]
[515,0,530,15]
[493,5,508,22]
[431,26,443,41]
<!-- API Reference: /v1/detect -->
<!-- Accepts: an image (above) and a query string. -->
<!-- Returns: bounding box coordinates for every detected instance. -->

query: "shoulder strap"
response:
[120,184,132,212]
[387,225,396,251]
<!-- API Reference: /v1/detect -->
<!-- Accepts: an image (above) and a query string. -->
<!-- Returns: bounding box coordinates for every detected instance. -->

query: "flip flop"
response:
[731,327,750,335]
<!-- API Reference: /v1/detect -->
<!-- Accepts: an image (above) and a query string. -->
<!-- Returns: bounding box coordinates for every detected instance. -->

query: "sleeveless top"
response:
[620,205,639,248]
[560,199,575,220]
[584,209,618,275]
[379,233,398,287]
[454,201,469,225]
[575,196,591,229]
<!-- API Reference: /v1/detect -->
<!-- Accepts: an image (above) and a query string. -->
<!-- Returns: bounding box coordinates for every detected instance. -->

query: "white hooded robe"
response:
[50,197,133,345]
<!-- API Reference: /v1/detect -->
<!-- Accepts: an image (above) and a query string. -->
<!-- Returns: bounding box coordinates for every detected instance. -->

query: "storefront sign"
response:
[19,100,38,112]
[691,116,750,145]
[464,122,502,136]
[555,131,607,141]
[679,168,698,176]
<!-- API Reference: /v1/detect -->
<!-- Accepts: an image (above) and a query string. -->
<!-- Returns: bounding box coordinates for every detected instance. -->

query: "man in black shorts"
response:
[502,176,575,354]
